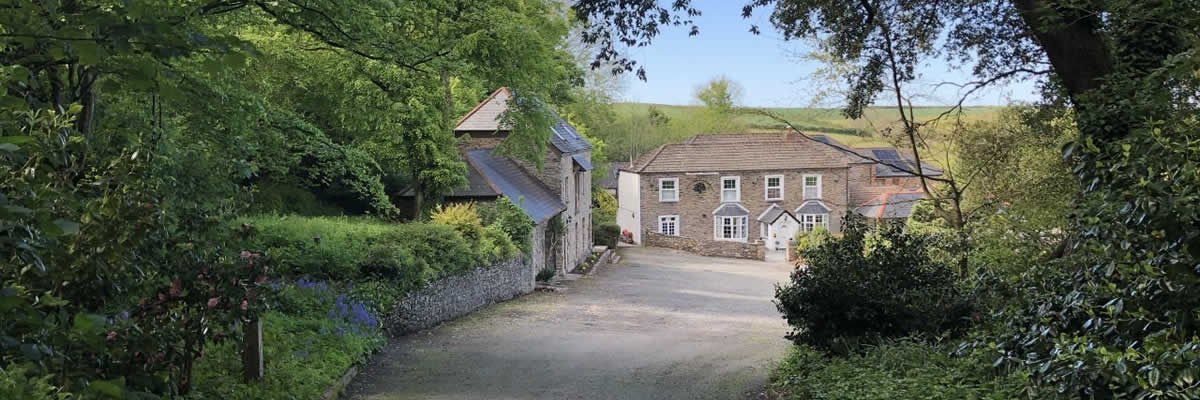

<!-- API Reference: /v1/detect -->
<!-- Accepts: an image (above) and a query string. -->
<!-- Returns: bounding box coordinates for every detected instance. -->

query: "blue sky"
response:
[615,0,1041,107]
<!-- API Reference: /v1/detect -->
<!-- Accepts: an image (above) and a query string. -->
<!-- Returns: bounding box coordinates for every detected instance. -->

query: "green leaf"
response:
[0,136,34,144]
[88,378,125,398]
[0,143,17,152]
[54,219,81,235]
[67,103,84,115]
[73,312,97,333]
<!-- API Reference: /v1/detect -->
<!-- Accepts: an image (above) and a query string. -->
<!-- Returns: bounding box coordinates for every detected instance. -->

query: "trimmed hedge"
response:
[236,216,504,289]
[594,222,621,249]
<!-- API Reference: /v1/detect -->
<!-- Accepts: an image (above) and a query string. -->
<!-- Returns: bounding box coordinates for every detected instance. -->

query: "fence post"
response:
[243,318,264,382]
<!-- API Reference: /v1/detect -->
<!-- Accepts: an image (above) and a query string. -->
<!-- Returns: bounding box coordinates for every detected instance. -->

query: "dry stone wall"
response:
[384,257,533,336]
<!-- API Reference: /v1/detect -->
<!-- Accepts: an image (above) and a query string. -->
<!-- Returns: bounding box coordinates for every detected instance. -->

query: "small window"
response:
[658,215,679,236]
[803,175,821,199]
[874,178,889,186]
[659,178,679,202]
[800,214,830,232]
[721,176,740,202]
[714,216,748,241]
[765,175,784,201]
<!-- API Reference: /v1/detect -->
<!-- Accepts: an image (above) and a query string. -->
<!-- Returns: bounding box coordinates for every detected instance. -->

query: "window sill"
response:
[658,199,679,203]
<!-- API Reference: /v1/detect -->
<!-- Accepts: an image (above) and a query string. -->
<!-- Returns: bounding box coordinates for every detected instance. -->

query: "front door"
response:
[769,215,801,251]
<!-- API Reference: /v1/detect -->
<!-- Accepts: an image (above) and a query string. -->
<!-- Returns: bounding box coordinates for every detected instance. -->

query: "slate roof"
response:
[622,133,855,173]
[795,200,833,215]
[454,87,592,154]
[596,163,624,190]
[465,149,565,223]
[855,191,925,219]
[851,148,944,178]
[452,162,502,197]
[551,118,593,153]
[757,204,797,224]
[713,203,750,217]
[571,154,593,171]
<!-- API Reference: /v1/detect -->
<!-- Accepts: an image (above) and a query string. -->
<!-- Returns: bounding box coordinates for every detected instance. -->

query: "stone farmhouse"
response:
[432,88,594,275]
[616,132,941,260]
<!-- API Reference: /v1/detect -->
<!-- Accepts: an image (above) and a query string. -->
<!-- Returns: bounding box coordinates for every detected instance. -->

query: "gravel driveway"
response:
[343,247,794,400]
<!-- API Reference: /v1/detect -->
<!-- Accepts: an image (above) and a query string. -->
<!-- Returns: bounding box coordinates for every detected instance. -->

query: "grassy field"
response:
[610,103,1003,148]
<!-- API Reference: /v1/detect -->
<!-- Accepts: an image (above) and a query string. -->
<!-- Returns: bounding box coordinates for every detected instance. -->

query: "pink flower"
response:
[240,300,249,310]
[255,275,267,284]
[207,297,219,308]
[106,331,117,341]
[240,250,252,259]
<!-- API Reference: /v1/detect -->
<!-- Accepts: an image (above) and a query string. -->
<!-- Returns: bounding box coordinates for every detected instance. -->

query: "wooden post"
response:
[243,318,264,382]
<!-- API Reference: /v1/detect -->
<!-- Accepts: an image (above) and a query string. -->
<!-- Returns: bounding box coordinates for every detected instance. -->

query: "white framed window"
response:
[802,174,822,199]
[658,215,680,236]
[800,214,829,232]
[659,178,679,202]
[714,216,748,241]
[720,176,740,202]
[765,175,784,201]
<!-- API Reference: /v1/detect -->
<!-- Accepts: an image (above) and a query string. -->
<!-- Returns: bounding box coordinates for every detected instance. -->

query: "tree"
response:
[693,75,743,112]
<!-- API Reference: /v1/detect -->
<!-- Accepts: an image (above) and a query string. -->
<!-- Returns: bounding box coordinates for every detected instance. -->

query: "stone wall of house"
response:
[530,222,548,275]
[645,231,766,260]
[457,134,506,151]
[384,257,533,336]
[638,168,851,245]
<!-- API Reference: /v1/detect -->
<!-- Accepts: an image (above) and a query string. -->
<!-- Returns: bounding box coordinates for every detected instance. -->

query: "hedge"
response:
[235,216,504,289]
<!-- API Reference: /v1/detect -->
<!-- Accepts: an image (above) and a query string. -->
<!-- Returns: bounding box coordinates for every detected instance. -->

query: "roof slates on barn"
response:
[466,149,564,223]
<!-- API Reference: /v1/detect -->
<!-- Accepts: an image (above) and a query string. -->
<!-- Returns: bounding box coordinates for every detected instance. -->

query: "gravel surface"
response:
[343,247,793,400]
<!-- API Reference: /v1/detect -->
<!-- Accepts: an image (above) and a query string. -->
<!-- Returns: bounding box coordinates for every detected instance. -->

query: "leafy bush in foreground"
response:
[478,197,534,253]
[771,341,1026,400]
[775,217,972,352]
[191,279,384,400]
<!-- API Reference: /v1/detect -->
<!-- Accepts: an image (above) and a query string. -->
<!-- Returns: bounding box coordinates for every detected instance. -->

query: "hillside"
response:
[597,103,1004,163]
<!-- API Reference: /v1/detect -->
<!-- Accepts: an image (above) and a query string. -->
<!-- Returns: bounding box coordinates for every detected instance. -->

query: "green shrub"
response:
[536,267,556,282]
[594,222,621,249]
[431,202,483,242]
[775,216,973,353]
[592,190,618,223]
[191,280,384,400]
[237,216,476,287]
[0,365,70,400]
[792,225,831,260]
[478,197,534,253]
[771,341,1026,400]
[250,180,345,217]
[478,223,520,264]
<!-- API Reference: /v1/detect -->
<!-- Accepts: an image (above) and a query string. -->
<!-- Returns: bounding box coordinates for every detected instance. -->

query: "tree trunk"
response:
[1009,0,1114,115]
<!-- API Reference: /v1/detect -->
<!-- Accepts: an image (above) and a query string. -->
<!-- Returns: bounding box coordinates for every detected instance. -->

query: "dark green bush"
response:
[594,222,621,249]
[775,216,973,353]
[536,267,556,282]
[770,341,1025,400]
